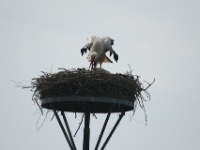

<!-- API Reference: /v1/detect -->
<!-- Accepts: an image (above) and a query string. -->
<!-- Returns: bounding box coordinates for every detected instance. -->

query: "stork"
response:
[81,35,118,70]
[102,36,118,62]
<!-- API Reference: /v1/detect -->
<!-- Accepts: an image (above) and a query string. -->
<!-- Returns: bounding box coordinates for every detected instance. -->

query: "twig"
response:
[58,68,67,71]
[10,79,28,88]
[74,114,85,137]
[92,113,97,119]
[51,113,55,121]
[75,112,77,118]
[32,91,43,115]
[143,78,155,91]
[36,110,49,131]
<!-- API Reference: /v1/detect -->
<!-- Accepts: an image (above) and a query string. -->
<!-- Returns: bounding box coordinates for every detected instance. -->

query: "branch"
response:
[74,114,85,137]
[142,78,155,91]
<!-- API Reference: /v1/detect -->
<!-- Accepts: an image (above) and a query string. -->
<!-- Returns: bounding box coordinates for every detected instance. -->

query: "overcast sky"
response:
[1,0,200,150]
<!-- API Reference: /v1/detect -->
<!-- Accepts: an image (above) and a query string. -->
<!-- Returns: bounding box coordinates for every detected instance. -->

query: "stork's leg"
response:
[100,63,102,68]
[93,62,97,71]
[89,62,92,70]
[91,62,94,71]
[89,61,95,71]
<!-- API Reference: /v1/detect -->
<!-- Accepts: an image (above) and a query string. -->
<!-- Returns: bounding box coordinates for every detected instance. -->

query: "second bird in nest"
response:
[81,35,118,71]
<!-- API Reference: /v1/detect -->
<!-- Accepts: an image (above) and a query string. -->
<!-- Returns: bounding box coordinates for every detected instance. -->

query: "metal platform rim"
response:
[41,96,134,105]
[41,96,135,113]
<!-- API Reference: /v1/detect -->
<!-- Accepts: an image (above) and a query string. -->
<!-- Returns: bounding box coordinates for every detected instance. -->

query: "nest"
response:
[28,68,154,113]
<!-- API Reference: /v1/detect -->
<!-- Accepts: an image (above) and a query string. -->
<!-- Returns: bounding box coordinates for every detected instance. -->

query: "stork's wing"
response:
[111,39,114,45]
[81,40,94,56]
[108,50,118,62]
[113,52,118,62]
[81,48,88,56]
[109,51,113,56]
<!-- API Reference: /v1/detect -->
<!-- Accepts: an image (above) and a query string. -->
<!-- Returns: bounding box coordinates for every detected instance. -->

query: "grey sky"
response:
[1,0,200,150]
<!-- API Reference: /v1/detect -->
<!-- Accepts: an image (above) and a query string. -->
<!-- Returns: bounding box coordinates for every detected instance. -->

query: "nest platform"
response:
[31,68,148,113]
[27,68,154,150]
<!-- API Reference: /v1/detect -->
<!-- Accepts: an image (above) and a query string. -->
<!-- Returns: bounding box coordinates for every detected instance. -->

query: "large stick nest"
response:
[29,68,154,112]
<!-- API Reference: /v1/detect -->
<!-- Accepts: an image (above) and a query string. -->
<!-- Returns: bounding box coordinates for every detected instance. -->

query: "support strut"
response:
[95,105,114,150]
[61,111,77,150]
[51,105,125,150]
[53,109,74,150]
[100,111,125,150]
[83,112,90,150]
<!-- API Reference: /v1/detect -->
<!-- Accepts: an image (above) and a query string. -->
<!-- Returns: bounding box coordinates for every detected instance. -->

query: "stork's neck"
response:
[90,52,98,61]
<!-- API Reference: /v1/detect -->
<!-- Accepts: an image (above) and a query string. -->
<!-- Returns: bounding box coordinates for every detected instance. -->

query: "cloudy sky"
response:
[1,0,200,150]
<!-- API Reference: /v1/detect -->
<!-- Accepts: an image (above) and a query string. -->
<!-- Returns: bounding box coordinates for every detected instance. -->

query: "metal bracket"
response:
[52,105,125,150]
[95,108,125,150]
[52,107,77,150]
[61,111,77,150]
[95,105,114,150]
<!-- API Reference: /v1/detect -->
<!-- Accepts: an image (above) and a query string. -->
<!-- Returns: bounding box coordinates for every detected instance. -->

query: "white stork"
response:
[81,35,118,70]
[102,36,118,62]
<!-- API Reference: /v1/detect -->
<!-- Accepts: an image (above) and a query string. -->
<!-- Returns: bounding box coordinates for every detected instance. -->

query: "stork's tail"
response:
[103,56,113,63]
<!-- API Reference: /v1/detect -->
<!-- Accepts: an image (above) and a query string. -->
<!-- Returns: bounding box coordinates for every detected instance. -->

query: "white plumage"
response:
[81,35,118,70]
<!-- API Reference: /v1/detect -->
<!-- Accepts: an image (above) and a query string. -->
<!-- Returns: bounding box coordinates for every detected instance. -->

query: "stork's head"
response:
[103,36,114,46]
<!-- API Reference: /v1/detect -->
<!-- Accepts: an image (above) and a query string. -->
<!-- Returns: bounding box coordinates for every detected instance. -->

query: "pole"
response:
[83,112,90,150]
